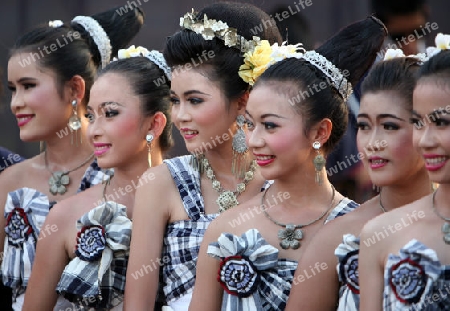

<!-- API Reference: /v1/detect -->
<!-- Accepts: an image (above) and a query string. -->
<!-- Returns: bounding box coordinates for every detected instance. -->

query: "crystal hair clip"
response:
[71,16,112,69]
[114,45,172,81]
[180,9,260,53]
[302,51,353,101]
[49,20,64,28]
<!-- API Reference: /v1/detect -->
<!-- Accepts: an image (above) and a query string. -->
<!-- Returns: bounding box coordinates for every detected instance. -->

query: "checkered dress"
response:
[383,239,450,310]
[207,198,358,310]
[335,233,361,311]
[159,156,219,305]
[56,201,132,310]
[2,159,108,298]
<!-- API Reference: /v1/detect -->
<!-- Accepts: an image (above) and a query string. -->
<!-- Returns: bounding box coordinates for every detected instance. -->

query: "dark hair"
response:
[163,2,282,102]
[417,50,450,85]
[362,57,420,110]
[255,16,387,153]
[372,0,428,23]
[98,57,173,152]
[11,6,144,105]
[268,5,313,50]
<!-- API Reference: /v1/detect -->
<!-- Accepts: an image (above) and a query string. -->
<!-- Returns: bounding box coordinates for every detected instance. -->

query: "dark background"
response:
[1,0,449,159]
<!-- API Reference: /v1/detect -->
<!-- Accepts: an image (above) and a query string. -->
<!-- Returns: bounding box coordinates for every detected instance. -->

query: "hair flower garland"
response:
[426,33,450,58]
[180,9,260,53]
[383,49,406,61]
[238,41,304,86]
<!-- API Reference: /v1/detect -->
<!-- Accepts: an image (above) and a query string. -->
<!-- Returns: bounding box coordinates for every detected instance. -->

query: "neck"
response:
[434,184,450,214]
[379,168,433,211]
[44,125,93,170]
[269,170,335,209]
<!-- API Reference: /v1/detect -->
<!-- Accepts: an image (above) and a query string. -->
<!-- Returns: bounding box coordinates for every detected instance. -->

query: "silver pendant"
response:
[68,116,81,131]
[49,171,70,195]
[278,224,303,249]
[442,222,450,244]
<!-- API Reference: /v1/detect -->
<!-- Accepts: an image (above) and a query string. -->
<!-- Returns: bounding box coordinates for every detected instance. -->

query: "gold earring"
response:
[146,134,154,167]
[312,141,326,184]
[68,99,82,146]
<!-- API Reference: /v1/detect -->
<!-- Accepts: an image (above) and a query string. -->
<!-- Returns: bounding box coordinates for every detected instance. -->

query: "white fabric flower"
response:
[435,33,450,50]
[426,46,442,58]
[49,20,63,28]
[270,42,304,63]
[383,49,405,61]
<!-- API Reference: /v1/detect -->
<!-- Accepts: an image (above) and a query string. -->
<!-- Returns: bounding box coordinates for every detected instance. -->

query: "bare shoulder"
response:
[0,156,38,191]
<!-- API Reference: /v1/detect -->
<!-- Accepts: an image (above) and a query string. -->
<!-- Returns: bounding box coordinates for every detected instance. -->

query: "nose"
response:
[247,128,264,149]
[87,111,103,141]
[416,125,436,150]
[173,102,191,123]
[10,90,24,114]
[364,128,386,153]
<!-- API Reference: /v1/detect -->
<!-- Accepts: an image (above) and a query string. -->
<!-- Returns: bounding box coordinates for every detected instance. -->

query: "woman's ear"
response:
[147,112,167,138]
[66,75,86,104]
[235,91,250,113]
[309,118,333,146]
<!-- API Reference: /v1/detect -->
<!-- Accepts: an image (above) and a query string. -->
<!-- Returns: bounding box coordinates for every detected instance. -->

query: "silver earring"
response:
[146,134,154,167]
[232,115,249,179]
[68,99,82,146]
[312,141,326,184]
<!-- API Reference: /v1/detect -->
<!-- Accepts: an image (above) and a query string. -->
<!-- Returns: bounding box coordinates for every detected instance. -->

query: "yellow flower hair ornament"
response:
[238,41,305,86]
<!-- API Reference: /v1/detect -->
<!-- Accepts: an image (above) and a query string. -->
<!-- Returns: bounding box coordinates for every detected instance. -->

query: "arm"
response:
[0,167,17,260]
[188,218,224,311]
[22,202,70,311]
[358,219,385,311]
[124,167,171,311]
[285,222,343,311]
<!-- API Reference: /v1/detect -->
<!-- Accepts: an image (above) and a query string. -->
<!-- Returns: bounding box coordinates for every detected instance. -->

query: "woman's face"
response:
[412,80,450,184]
[170,69,242,155]
[8,53,74,141]
[245,83,313,181]
[86,73,151,169]
[357,91,425,187]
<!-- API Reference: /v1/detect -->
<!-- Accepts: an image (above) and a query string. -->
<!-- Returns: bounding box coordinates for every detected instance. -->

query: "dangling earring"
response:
[146,134,154,167]
[68,99,82,146]
[312,141,326,185]
[232,115,249,179]
[189,152,205,174]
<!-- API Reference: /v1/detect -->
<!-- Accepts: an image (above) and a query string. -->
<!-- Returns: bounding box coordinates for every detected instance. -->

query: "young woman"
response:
[188,16,387,311]
[23,45,172,311]
[285,53,433,311]
[124,3,282,311]
[359,40,450,311]
[0,7,144,310]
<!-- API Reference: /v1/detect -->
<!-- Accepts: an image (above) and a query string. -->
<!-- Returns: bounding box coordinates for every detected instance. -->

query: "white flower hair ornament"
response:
[114,45,172,81]
[426,33,450,58]
[49,20,64,28]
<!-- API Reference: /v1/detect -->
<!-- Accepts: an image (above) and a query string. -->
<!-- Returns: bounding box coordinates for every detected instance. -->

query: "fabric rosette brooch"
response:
[238,40,305,86]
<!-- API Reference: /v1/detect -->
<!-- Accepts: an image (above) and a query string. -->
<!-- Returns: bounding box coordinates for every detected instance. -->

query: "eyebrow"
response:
[170,90,211,97]
[261,113,287,119]
[357,113,405,121]
[8,77,37,85]
[86,101,123,110]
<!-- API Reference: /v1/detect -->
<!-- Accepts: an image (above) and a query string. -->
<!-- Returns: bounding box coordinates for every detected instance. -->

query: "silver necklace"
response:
[45,151,94,195]
[431,190,450,244]
[203,157,257,213]
[262,184,336,250]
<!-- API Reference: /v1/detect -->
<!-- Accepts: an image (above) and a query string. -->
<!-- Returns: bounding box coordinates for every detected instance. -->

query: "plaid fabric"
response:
[2,159,107,297]
[335,234,360,311]
[56,202,132,310]
[206,198,357,310]
[160,156,219,304]
[77,159,113,193]
[383,239,450,311]
[325,198,359,223]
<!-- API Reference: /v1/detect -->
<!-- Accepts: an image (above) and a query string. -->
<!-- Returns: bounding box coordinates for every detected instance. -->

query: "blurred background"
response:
[0,0,449,200]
